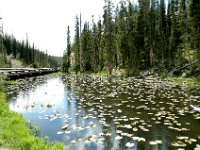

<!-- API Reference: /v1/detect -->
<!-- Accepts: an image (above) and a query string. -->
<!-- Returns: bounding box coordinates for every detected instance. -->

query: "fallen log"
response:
[168,61,198,76]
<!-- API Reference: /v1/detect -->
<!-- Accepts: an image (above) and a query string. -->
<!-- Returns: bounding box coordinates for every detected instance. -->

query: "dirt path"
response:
[7,55,24,68]
[10,59,23,68]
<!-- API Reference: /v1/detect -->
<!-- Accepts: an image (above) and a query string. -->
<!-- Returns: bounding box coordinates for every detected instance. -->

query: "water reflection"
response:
[7,75,200,150]
[7,76,106,149]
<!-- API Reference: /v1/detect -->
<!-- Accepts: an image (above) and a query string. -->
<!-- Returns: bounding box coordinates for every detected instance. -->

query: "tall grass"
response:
[0,87,62,150]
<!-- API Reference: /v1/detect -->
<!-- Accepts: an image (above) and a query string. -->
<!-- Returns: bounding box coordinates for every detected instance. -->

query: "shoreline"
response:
[0,85,62,150]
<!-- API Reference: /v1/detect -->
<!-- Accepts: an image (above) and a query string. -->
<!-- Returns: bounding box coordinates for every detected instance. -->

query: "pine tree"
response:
[166,0,172,67]
[91,18,100,72]
[12,37,17,58]
[74,15,80,73]
[149,0,157,67]
[127,2,138,74]
[189,0,200,62]
[169,0,179,66]
[103,0,115,75]
[3,34,12,55]
[178,0,190,64]
[158,0,166,68]
[62,26,71,73]
[79,13,83,73]
[67,26,71,72]
[135,0,145,69]
[81,22,92,72]
[142,0,151,69]
[98,18,105,71]
[32,43,35,65]
[116,1,129,68]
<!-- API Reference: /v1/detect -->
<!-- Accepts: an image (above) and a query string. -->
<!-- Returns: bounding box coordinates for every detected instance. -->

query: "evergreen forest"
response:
[63,0,200,77]
[0,34,61,68]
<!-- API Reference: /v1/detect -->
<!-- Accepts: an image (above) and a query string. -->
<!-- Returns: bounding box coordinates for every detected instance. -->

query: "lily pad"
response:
[171,141,187,147]
[125,142,134,148]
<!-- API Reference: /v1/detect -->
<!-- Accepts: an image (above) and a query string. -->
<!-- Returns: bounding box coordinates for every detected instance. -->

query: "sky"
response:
[0,0,135,57]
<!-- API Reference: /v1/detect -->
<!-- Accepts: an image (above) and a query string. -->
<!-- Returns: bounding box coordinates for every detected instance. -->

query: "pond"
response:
[6,75,200,150]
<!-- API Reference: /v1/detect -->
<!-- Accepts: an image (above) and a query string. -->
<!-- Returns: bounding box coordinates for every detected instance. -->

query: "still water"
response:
[6,75,200,150]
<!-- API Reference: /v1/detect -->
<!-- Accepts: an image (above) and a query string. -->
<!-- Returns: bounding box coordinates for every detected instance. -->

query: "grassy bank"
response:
[61,69,127,77]
[166,76,200,83]
[163,76,200,87]
[0,87,62,150]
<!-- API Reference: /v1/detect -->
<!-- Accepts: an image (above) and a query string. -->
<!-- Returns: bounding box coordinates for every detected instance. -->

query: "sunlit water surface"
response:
[6,75,200,150]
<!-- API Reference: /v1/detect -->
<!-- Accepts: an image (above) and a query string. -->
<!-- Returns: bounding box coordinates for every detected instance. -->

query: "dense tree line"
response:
[63,0,199,76]
[2,34,61,68]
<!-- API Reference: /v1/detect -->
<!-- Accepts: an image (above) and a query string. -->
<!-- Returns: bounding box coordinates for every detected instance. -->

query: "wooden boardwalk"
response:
[0,68,60,80]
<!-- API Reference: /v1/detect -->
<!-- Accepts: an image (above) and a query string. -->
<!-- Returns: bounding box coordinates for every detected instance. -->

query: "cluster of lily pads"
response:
[6,75,200,149]
[60,76,200,149]
[6,76,48,99]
